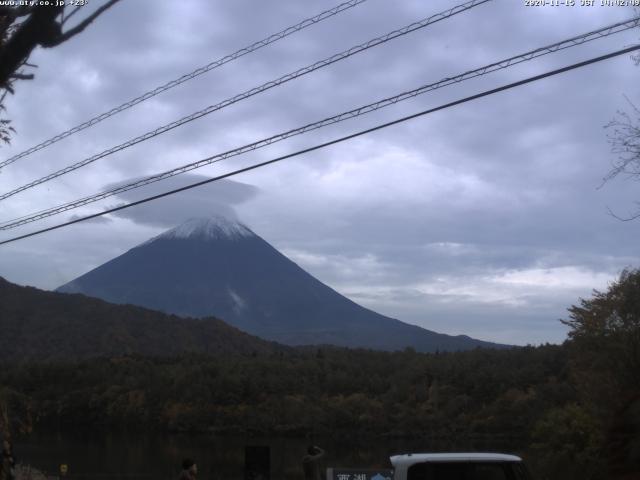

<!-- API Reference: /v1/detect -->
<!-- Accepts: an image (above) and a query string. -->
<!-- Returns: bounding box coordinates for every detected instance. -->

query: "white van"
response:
[390,453,533,480]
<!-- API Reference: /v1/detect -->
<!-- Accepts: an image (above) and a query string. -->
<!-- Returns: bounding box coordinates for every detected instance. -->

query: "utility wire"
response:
[1,44,638,247]
[0,0,370,170]
[1,18,637,230]
[0,0,491,201]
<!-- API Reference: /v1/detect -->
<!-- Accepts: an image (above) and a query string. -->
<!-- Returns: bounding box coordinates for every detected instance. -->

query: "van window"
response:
[407,462,516,480]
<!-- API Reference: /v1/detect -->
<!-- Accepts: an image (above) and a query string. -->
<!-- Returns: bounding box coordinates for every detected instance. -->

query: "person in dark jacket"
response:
[178,458,197,480]
[302,445,325,480]
[0,439,16,480]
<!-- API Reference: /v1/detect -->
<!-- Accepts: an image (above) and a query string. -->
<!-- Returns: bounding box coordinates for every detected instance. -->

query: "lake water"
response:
[14,432,528,480]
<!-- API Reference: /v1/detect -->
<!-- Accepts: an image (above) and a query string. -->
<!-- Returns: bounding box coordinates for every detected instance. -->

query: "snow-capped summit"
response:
[159,216,253,241]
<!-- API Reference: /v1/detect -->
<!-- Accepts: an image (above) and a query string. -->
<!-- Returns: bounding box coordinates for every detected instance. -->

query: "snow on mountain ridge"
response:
[159,216,253,241]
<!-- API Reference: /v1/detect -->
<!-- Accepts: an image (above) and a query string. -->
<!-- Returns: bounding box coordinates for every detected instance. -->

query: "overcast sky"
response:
[1,0,639,345]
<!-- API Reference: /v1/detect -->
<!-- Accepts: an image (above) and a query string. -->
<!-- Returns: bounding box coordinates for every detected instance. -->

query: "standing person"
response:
[178,459,197,480]
[0,439,16,480]
[302,445,325,480]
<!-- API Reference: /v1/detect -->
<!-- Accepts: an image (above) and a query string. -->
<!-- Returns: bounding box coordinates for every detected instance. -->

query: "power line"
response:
[1,44,638,247]
[0,0,370,170]
[1,18,637,230]
[0,0,492,201]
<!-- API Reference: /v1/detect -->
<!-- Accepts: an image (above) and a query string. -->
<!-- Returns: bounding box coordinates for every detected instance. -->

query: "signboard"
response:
[326,468,394,480]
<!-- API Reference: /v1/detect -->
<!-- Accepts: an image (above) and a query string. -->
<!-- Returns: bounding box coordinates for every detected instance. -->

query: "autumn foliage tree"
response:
[562,269,640,478]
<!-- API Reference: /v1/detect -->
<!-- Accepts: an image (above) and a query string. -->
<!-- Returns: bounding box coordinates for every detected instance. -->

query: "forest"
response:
[1,269,639,479]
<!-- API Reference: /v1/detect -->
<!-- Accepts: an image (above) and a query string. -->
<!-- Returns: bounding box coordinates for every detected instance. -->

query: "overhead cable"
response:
[0,0,492,201]
[0,0,370,170]
[1,18,638,229]
[1,43,638,246]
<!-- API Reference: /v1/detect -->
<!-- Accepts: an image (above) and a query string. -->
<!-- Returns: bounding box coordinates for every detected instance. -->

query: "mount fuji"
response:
[57,216,504,351]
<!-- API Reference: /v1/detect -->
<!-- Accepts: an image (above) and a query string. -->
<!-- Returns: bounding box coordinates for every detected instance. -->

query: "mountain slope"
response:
[0,276,283,361]
[57,216,505,352]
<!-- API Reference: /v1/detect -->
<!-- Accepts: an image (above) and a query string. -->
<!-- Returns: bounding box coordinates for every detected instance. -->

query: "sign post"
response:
[245,445,270,480]
[326,468,393,480]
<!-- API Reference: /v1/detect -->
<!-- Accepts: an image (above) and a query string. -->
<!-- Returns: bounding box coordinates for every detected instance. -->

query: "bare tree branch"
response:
[606,205,640,222]
[61,5,84,26]
[0,0,122,145]
[0,5,64,85]
[0,1,122,82]
[602,17,640,220]
[605,97,640,182]
[9,73,34,80]
[48,0,122,47]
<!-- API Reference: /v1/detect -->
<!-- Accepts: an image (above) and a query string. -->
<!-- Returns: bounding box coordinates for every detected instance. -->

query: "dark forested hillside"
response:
[0,344,570,437]
[0,277,284,360]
